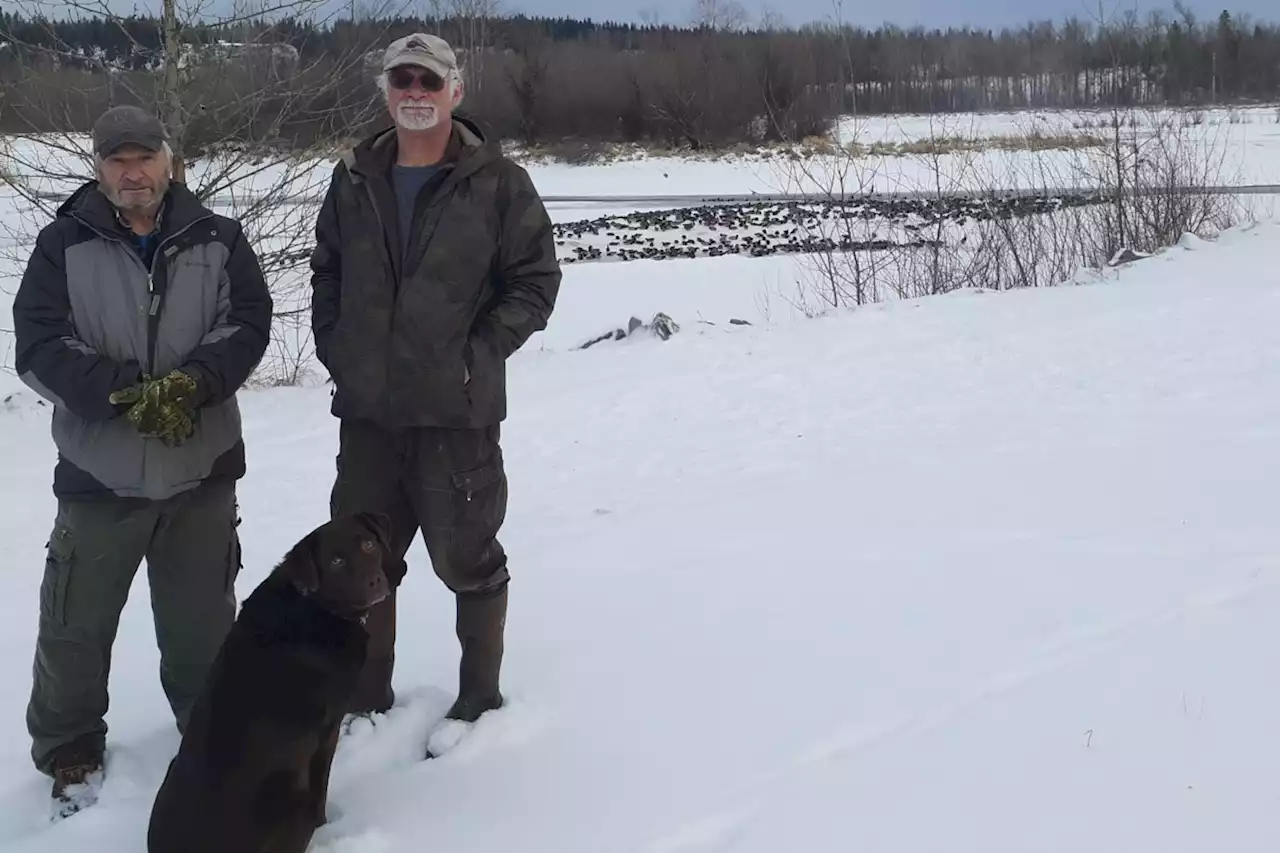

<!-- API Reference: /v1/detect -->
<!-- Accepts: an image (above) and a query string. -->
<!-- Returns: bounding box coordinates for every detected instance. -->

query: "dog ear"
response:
[356,512,394,552]
[277,530,321,595]
[356,512,406,589]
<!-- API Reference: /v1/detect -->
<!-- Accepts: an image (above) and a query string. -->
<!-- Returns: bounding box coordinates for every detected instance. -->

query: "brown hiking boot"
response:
[444,585,507,723]
[49,736,105,814]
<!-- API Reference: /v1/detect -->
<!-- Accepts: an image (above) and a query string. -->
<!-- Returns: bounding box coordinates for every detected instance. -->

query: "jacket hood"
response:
[57,179,214,237]
[347,114,500,180]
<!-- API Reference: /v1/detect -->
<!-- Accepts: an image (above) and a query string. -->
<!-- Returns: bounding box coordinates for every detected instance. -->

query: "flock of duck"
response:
[553,194,1108,264]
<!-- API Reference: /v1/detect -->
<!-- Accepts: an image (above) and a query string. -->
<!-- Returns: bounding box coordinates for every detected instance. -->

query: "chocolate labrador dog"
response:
[147,512,406,853]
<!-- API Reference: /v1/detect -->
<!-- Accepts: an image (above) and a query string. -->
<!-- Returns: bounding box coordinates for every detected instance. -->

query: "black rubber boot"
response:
[444,584,507,722]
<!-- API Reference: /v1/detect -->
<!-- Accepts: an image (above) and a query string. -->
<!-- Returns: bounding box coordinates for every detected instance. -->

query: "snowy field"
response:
[3,105,1280,207]
[0,106,1279,850]
[3,104,1277,298]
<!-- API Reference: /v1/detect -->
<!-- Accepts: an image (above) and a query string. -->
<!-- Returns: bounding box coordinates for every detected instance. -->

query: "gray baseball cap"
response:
[382,33,458,77]
[92,105,168,158]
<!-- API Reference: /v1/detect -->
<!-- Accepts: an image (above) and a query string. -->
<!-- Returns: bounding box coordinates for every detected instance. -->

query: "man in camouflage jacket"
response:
[309,33,560,747]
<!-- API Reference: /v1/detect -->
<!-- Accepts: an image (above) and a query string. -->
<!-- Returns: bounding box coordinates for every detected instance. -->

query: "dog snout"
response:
[361,572,391,609]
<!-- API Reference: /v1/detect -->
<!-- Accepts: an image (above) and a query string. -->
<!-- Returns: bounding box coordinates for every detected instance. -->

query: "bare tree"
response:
[690,0,750,32]
[505,35,551,146]
[0,0,401,383]
[757,7,788,32]
[426,0,502,96]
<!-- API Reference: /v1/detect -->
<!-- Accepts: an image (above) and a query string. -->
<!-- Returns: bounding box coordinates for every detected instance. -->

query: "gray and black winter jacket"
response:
[12,180,273,501]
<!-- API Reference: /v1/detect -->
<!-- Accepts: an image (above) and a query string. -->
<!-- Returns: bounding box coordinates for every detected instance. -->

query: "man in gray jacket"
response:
[11,105,272,811]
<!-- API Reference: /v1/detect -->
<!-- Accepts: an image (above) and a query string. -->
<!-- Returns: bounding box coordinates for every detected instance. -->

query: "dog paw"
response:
[341,712,383,737]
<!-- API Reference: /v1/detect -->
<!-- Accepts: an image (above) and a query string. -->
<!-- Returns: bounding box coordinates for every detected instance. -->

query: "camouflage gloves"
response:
[109,370,202,446]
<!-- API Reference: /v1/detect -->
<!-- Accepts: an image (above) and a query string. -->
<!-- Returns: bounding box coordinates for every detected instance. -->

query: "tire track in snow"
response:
[636,568,1280,852]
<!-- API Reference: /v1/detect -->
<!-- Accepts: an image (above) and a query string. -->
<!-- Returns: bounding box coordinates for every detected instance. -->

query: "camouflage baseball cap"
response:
[92,105,168,158]
[382,33,458,77]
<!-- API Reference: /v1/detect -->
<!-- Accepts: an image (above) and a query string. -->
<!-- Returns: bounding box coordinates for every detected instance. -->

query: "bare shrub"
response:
[1065,105,1240,261]
[539,139,614,165]
[766,101,1245,311]
[256,309,316,389]
[767,111,895,310]
[760,0,1248,302]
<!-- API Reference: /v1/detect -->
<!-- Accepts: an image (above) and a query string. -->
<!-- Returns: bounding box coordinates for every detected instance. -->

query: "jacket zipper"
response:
[71,211,211,377]
[350,156,472,425]
[144,215,211,376]
[404,168,465,278]
[358,169,455,421]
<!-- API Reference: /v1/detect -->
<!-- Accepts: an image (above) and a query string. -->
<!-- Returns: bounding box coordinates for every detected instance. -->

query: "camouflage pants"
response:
[329,419,510,714]
[27,478,241,775]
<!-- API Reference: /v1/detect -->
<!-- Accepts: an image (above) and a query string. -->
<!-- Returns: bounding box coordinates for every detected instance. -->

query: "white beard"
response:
[396,101,440,131]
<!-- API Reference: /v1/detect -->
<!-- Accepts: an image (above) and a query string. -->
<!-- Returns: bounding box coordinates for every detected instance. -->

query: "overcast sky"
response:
[2,0,1273,29]
[533,0,1275,29]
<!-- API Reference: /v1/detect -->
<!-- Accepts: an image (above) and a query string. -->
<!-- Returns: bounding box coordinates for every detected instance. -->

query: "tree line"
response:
[0,5,1278,153]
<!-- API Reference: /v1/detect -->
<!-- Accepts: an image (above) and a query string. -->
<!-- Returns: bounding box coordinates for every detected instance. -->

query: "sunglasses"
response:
[387,66,446,92]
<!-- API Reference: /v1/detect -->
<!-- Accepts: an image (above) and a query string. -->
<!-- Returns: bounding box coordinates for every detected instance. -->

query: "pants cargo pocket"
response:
[451,460,506,525]
[40,526,75,627]
[443,459,509,590]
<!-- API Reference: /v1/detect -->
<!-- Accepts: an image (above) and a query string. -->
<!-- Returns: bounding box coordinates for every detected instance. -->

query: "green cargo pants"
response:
[26,478,242,776]
[330,419,510,715]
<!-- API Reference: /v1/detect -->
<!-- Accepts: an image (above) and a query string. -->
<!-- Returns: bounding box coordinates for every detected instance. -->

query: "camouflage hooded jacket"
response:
[309,115,562,429]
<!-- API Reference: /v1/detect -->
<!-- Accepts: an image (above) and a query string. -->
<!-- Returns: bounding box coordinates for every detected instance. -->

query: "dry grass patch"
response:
[855,131,1106,157]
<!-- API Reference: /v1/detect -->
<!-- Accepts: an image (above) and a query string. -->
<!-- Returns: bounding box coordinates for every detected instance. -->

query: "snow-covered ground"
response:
[1,148,1280,853]
[2,104,1279,849]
